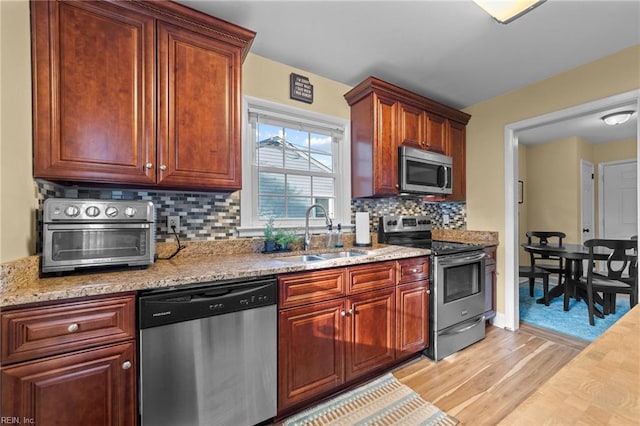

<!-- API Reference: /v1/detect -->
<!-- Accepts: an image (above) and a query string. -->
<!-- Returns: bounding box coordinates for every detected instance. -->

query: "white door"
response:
[581,160,595,244]
[600,160,638,239]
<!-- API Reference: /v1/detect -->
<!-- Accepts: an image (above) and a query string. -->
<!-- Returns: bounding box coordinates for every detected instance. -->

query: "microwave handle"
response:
[442,166,449,189]
[437,165,449,189]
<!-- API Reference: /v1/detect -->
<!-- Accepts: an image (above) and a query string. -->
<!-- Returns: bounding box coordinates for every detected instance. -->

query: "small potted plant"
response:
[275,229,299,251]
[263,217,277,252]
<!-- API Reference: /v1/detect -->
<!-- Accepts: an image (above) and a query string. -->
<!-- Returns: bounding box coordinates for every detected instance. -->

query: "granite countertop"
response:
[0,229,498,309]
[0,241,428,308]
[432,229,499,247]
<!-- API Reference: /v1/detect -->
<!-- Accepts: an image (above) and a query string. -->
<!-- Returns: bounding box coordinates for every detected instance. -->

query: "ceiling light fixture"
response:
[473,0,546,24]
[601,110,635,126]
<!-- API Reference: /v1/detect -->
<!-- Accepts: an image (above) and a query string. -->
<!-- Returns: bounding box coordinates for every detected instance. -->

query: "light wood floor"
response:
[393,324,585,425]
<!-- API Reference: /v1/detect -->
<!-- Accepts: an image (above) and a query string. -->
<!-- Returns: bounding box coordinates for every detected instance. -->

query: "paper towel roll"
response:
[355,212,371,246]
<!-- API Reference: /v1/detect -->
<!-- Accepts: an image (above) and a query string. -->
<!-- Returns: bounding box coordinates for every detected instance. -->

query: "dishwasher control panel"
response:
[139,276,277,329]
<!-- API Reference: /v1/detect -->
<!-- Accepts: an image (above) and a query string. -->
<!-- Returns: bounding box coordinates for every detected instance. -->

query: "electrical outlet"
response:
[442,214,450,225]
[167,216,180,233]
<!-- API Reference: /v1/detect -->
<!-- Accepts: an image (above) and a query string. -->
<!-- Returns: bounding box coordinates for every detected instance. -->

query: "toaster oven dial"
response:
[124,207,137,217]
[64,205,80,217]
[85,206,100,217]
[105,206,119,218]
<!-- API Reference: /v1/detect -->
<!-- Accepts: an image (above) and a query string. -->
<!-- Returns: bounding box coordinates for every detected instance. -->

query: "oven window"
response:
[51,229,147,261]
[443,262,481,303]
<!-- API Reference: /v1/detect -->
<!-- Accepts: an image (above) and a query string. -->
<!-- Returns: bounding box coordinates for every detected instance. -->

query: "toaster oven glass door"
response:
[46,223,151,262]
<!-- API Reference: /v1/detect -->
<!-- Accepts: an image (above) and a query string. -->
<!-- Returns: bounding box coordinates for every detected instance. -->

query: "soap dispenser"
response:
[326,224,336,248]
[335,223,343,248]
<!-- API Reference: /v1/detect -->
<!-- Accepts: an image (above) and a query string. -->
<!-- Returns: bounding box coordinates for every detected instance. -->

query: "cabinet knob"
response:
[348,308,354,315]
[145,162,153,169]
[340,311,346,317]
[122,361,132,370]
[426,289,431,295]
[67,323,79,333]
[160,164,167,171]
[412,268,419,273]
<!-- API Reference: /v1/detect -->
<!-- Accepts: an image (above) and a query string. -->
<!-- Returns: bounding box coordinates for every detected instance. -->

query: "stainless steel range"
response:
[378,215,486,361]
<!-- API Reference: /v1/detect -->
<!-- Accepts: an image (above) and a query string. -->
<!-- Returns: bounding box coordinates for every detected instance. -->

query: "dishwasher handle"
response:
[139,277,277,329]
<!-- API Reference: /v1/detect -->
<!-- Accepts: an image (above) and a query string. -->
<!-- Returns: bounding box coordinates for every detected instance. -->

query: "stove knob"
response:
[124,206,137,217]
[64,205,80,217]
[387,220,394,226]
[105,206,119,218]
[392,220,398,225]
[85,206,100,217]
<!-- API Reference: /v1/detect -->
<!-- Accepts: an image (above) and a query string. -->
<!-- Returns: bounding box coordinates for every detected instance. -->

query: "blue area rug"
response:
[519,281,630,341]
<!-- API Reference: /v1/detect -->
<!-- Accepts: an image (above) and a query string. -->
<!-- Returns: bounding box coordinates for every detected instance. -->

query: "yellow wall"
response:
[464,44,640,314]
[1,0,37,262]
[243,54,351,119]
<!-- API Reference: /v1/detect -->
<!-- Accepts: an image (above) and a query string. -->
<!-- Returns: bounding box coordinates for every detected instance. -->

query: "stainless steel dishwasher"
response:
[138,276,277,426]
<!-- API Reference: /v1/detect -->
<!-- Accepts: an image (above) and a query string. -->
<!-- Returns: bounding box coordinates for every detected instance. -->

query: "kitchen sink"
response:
[317,250,367,259]
[277,254,326,263]
[275,250,367,263]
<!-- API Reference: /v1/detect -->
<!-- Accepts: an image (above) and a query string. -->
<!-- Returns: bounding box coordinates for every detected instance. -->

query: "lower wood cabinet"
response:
[345,287,396,382]
[1,342,136,426]
[396,281,429,359]
[484,245,497,320]
[277,258,429,415]
[278,298,346,409]
[0,294,137,425]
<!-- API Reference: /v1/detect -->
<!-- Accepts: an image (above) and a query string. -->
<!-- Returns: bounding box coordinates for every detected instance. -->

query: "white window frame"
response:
[237,96,351,237]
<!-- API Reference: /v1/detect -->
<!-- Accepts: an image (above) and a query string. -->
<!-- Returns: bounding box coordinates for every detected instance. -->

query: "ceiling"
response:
[177,0,640,145]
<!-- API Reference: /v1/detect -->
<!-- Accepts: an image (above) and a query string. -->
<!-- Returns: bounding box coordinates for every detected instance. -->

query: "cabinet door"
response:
[425,112,448,153]
[278,299,345,412]
[345,288,395,382]
[373,94,399,196]
[31,0,155,184]
[448,120,466,201]
[158,21,242,189]
[1,342,136,426]
[398,102,424,148]
[484,246,497,320]
[396,281,429,358]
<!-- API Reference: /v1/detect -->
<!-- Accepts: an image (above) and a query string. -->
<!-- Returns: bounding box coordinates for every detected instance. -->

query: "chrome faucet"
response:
[304,204,333,251]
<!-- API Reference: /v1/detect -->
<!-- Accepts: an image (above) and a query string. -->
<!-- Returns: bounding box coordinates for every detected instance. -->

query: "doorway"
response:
[502,89,639,332]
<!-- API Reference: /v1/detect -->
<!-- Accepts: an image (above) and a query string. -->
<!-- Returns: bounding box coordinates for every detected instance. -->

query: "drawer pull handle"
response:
[67,323,79,333]
[122,361,132,370]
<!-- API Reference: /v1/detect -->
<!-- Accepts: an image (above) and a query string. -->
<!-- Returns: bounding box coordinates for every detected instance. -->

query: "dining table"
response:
[521,242,613,317]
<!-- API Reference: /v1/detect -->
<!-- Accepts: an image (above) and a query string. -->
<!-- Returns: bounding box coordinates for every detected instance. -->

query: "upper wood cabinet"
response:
[31,0,255,191]
[344,77,471,199]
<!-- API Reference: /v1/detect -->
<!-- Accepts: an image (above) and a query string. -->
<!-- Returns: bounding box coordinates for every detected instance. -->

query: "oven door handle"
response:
[437,251,485,266]
[440,315,485,336]
[46,223,151,230]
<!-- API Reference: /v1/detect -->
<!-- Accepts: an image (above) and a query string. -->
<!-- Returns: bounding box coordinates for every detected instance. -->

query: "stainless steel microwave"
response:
[398,146,453,195]
[41,199,156,273]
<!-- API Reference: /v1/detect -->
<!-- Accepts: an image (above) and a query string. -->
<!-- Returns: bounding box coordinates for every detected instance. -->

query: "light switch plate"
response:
[442,214,450,225]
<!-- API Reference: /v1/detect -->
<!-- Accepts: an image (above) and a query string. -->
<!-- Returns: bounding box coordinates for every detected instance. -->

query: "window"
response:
[239,97,350,236]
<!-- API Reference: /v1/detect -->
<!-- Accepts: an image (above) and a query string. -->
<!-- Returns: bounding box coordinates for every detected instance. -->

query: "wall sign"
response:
[290,73,313,104]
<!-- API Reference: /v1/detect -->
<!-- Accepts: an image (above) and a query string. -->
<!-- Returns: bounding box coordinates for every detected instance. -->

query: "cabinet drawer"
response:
[397,256,430,285]
[1,295,135,365]
[279,269,346,308]
[484,246,497,265]
[346,261,396,294]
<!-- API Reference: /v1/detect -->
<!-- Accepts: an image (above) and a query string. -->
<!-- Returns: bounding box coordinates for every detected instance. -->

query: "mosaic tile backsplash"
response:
[35,180,466,250]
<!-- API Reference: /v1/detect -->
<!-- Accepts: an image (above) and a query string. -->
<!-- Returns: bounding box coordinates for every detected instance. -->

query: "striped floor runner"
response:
[283,373,458,426]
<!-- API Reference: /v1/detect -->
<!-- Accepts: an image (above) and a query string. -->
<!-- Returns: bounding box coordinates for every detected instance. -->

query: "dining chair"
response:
[526,231,566,287]
[576,239,638,326]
